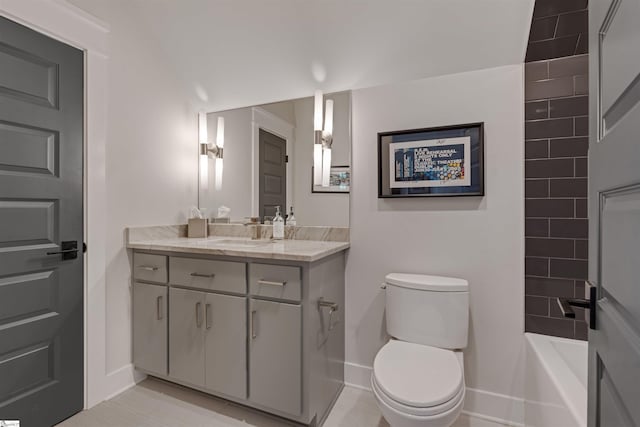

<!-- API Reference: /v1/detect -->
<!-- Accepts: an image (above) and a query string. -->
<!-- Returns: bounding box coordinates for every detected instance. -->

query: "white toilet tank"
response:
[384,273,469,349]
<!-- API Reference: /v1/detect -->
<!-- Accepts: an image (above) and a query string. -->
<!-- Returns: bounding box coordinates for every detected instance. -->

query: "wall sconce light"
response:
[198,114,225,190]
[313,90,333,187]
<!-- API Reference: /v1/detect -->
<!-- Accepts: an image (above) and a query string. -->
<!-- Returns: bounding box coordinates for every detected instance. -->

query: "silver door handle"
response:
[138,266,159,271]
[257,279,286,287]
[191,272,215,278]
[157,296,163,320]
[196,302,203,328]
[205,303,212,330]
[250,310,257,339]
[318,298,340,331]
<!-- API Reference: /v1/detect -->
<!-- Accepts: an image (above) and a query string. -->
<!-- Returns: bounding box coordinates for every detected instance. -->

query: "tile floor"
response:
[58,378,507,427]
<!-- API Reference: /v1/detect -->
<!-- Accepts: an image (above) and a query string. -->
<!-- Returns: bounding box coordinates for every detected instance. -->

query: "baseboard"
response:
[344,362,524,426]
[104,363,146,401]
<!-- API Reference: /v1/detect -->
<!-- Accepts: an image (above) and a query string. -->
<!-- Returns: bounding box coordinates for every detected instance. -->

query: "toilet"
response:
[371,273,469,427]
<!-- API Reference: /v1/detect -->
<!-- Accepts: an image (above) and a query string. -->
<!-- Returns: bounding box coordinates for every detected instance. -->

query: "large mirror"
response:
[198,91,351,227]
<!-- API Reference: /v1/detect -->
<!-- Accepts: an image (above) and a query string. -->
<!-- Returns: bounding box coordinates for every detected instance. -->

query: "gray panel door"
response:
[588,1,640,426]
[0,16,84,426]
[204,293,246,399]
[249,298,301,416]
[132,282,167,376]
[169,287,205,387]
[259,129,286,221]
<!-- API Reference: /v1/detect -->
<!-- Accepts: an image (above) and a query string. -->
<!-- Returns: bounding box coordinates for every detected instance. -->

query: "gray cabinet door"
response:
[249,299,301,416]
[133,282,167,375]
[204,293,247,399]
[169,288,205,387]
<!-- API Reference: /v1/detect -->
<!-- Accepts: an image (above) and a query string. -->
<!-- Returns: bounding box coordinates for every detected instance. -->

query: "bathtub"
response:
[525,333,587,427]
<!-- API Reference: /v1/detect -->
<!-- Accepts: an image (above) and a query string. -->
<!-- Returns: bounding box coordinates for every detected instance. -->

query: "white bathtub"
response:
[524,333,587,427]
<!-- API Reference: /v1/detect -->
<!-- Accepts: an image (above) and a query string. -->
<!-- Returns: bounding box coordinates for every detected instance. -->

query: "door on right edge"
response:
[588,1,640,425]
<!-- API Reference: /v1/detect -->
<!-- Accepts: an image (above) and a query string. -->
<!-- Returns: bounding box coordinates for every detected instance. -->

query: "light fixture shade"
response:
[198,112,207,145]
[322,147,331,187]
[200,154,208,190]
[216,116,225,148]
[313,143,323,186]
[215,157,223,191]
[314,90,323,131]
[324,99,333,136]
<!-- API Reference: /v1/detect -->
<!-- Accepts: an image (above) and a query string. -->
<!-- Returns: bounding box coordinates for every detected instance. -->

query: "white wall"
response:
[293,92,350,226]
[347,65,525,413]
[66,0,198,388]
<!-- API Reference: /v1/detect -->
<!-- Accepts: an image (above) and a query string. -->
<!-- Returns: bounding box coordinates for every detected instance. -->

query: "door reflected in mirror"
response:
[199,91,351,227]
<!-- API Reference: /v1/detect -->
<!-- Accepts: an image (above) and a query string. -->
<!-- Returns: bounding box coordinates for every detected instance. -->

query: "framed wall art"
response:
[378,122,484,198]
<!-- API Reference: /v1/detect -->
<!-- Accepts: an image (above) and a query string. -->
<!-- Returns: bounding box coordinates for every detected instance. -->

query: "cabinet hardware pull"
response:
[138,265,159,271]
[251,310,257,339]
[191,272,215,278]
[196,302,203,327]
[205,304,212,329]
[318,298,340,331]
[157,296,163,320]
[257,279,286,287]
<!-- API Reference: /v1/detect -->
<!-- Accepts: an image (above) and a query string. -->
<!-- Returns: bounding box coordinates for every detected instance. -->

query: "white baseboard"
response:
[344,362,524,427]
[104,363,146,401]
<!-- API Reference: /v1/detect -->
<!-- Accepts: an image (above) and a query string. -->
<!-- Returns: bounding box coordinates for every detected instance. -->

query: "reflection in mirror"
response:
[198,91,351,227]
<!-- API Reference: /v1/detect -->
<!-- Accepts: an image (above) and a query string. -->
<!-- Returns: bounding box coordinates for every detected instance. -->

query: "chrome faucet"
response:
[243,217,260,240]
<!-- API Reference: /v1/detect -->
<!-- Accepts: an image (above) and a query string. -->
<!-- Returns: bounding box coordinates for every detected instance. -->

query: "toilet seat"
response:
[373,340,464,409]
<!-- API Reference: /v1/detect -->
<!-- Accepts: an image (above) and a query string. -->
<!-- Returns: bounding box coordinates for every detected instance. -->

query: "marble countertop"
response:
[127,236,350,262]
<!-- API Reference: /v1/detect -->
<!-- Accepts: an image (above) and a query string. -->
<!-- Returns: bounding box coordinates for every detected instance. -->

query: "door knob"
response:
[46,241,79,260]
[556,281,596,329]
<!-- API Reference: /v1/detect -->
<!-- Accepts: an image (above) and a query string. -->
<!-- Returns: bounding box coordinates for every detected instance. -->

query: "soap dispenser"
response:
[273,206,284,240]
[287,206,296,226]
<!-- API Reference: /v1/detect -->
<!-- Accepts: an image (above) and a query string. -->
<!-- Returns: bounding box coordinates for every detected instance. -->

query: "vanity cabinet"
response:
[131,248,346,427]
[132,282,167,376]
[249,298,302,415]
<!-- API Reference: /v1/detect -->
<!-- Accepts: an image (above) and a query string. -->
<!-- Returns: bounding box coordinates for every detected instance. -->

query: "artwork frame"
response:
[311,165,351,193]
[378,122,484,198]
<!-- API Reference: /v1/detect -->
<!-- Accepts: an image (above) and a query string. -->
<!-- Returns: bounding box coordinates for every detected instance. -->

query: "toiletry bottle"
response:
[273,206,284,240]
[287,206,297,226]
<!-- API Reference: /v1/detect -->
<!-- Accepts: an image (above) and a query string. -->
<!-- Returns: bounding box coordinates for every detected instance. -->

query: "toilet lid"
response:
[373,341,463,408]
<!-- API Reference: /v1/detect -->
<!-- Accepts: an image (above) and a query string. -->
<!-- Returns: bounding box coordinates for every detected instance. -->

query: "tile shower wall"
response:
[524,0,589,340]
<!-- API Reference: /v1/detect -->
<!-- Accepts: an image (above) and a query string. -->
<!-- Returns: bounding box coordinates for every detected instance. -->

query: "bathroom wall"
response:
[524,0,589,340]
[66,0,198,395]
[346,65,525,420]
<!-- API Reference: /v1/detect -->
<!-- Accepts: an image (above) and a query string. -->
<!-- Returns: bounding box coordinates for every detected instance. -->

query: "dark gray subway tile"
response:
[550,218,588,238]
[526,101,550,120]
[526,118,574,139]
[549,54,589,78]
[526,257,550,277]
[525,61,549,82]
[550,178,587,197]
[526,139,549,159]
[526,295,550,316]
[575,199,588,218]
[526,35,580,62]
[550,137,588,157]
[549,96,589,118]
[574,280,586,298]
[575,239,588,259]
[574,116,588,136]
[526,238,575,257]
[526,199,575,218]
[574,75,588,95]
[526,77,574,101]
[526,179,549,198]
[550,258,588,279]
[575,321,588,340]
[526,219,549,237]
[526,158,574,178]
[533,0,587,19]
[575,33,588,54]
[525,314,576,339]
[556,10,588,37]
[575,157,588,177]
[526,276,576,298]
[530,16,559,41]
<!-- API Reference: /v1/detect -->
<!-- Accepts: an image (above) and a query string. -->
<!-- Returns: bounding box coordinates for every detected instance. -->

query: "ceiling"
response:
[72,0,535,111]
